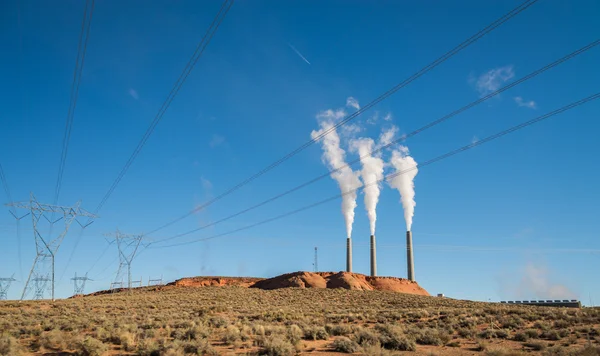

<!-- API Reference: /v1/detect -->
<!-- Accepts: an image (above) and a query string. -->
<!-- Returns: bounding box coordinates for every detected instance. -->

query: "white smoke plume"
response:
[378,125,398,147]
[311,107,362,239]
[350,138,384,235]
[516,263,578,300]
[387,145,418,231]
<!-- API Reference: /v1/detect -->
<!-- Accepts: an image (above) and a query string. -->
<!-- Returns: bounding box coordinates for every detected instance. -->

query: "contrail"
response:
[288,43,311,65]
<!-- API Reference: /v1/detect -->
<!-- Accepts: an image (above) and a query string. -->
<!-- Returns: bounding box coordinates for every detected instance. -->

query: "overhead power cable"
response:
[0,163,15,212]
[148,39,599,245]
[144,0,539,236]
[92,0,234,216]
[0,162,23,280]
[63,0,233,279]
[53,0,95,206]
[148,92,600,249]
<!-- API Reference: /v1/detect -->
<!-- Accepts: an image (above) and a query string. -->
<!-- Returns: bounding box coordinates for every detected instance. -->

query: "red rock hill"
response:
[249,271,429,296]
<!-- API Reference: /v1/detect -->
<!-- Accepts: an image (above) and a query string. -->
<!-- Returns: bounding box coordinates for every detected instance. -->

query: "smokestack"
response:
[346,238,352,272]
[370,235,377,276]
[407,231,414,281]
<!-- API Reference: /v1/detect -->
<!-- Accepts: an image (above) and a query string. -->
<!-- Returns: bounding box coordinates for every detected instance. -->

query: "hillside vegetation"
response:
[1,286,599,355]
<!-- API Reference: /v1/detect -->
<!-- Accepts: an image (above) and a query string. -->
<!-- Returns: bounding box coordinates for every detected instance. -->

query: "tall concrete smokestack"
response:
[370,235,377,276]
[346,238,352,272]
[407,231,415,281]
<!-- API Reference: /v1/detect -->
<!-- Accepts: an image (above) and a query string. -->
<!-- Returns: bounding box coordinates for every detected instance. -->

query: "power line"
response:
[91,0,234,216]
[148,39,599,245]
[62,0,233,279]
[148,92,600,249]
[144,0,539,236]
[53,0,95,206]
[0,162,22,280]
[0,163,14,212]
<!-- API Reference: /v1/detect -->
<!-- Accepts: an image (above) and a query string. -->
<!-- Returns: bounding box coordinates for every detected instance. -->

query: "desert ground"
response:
[0,273,599,356]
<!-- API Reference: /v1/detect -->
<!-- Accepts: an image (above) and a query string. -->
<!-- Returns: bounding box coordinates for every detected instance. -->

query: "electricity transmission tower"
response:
[131,276,142,288]
[71,272,91,295]
[313,247,318,272]
[6,193,97,301]
[148,275,163,286]
[105,230,144,290]
[32,275,51,300]
[0,274,17,300]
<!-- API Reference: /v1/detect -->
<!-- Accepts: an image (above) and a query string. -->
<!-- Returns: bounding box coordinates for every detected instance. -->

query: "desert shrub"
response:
[165,339,217,356]
[495,329,509,339]
[447,340,460,347]
[579,345,600,356]
[524,341,546,351]
[221,325,240,345]
[40,329,67,350]
[413,327,448,346]
[360,344,403,355]
[485,348,526,356]
[208,316,228,328]
[501,316,525,329]
[513,332,529,342]
[535,321,551,331]
[287,325,303,345]
[332,337,359,353]
[74,336,108,356]
[195,339,219,356]
[542,330,562,341]
[525,329,540,338]
[374,325,416,351]
[458,327,476,338]
[183,325,210,340]
[354,328,380,347]
[479,329,496,339]
[327,324,353,336]
[0,334,24,356]
[260,335,295,356]
[476,340,488,351]
[554,320,570,328]
[303,326,328,340]
[264,325,286,336]
[119,332,136,351]
[136,338,161,356]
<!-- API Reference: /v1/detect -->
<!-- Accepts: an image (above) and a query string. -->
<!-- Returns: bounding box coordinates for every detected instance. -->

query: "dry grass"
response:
[0,286,599,355]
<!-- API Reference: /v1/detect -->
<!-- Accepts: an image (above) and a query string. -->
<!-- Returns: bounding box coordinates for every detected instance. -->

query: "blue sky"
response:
[1,0,599,302]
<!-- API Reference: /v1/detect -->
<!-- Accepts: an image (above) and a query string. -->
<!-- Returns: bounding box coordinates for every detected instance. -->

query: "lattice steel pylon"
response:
[105,230,144,290]
[148,275,163,286]
[32,275,51,300]
[71,272,91,295]
[6,193,97,301]
[0,274,17,300]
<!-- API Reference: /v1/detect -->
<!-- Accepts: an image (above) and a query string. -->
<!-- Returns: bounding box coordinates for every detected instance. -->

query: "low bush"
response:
[376,326,416,351]
[447,340,460,347]
[327,324,353,336]
[524,341,546,351]
[414,327,448,346]
[136,338,161,356]
[331,336,359,353]
[485,348,526,356]
[222,325,240,345]
[0,334,24,356]
[260,335,295,356]
[74,336,108,356]
[513,332,529,342]
[354,328,380,347]
[303,326,328,340]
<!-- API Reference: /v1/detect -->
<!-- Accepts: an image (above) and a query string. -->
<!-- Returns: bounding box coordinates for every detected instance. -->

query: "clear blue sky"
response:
[1,0,599,302]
